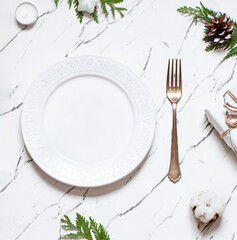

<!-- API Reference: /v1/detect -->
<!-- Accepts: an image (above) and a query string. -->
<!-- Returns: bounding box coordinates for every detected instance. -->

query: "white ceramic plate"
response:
[21,56,155,187]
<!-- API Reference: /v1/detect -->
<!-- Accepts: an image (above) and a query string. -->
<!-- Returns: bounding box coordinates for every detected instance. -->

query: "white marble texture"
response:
[1,0,237,239]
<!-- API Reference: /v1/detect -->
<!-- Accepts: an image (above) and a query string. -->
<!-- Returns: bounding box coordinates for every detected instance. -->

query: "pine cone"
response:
[204,13,235,44]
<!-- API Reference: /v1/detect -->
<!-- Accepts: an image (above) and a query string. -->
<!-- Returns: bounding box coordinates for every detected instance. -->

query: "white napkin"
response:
[205,90,237,154]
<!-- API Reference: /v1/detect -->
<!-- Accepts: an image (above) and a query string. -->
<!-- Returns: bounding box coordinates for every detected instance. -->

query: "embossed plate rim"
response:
[21,55,156,187]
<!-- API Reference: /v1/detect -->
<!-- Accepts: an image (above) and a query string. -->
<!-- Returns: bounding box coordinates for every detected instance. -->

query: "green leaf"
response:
[100,0,108,15]
[54,0,60,7]
[61,215,77,229]
[205,44,215,52]
[76,214,93,240]
[73,0,83,23]
[90,217,110,240]
[68,0,73,8]
[224,46,237,60]
[99,0,126,18]
[60,213,110,240]
[177,2,216,23]
[62,232,82,238]
[92,7,99,23]
[108,3,115,17]
[115,7,126,17]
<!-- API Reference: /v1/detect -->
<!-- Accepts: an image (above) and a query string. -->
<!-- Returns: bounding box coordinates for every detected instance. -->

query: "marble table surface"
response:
[1,0,237,239]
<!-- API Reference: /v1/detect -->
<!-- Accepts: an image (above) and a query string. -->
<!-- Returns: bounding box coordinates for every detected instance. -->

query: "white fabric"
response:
[205,90,237,153]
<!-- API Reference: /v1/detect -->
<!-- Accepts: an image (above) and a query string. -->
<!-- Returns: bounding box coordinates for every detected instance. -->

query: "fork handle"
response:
[168,103,181,182]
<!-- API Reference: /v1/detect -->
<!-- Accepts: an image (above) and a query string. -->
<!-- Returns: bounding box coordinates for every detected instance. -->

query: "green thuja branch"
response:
[54,0,60,7]
[53,0,126,23]
[92,7,99,23]
[68,0,73,8]
[177,2,216,24]
[177,2,237,60]
[73,0,83,23]
[61,213,110,240]
[100,0,126,17]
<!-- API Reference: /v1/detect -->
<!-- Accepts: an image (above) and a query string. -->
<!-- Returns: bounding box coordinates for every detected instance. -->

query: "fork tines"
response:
[167,59,182,91]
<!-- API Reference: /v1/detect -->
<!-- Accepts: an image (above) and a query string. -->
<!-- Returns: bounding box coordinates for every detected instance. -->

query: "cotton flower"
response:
[190,190,226,230]
[78,0,99,14]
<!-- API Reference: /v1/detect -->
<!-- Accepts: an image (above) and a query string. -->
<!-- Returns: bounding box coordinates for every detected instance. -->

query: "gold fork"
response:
[166,59,182,182]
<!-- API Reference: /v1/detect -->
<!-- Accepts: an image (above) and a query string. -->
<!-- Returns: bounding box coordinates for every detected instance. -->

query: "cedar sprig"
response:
[177,2,237,60]
[61,213,110,240]
[177,2,216,24]
[53,0,126,23]
[73,0,84,23]
[92,7,99,23]
[100,0,127,18]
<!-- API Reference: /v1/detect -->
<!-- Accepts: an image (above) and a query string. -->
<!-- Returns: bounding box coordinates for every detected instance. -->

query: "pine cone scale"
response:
[219,14,225,24]
[204,12,235,44]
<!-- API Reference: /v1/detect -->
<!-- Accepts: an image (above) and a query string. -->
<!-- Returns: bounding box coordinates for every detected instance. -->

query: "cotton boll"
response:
[78,0,99,13]
[194,206,215,223]
[190,190,226,230]
[190,190,207,209]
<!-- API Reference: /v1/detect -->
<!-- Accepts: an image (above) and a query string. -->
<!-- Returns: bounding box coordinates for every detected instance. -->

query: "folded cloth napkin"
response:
[205,90,237,154]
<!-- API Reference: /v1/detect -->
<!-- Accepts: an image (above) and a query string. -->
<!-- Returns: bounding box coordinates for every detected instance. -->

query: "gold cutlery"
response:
[166,59,182,182]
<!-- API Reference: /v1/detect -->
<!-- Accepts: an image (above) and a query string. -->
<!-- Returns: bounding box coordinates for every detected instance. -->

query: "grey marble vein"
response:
[37,5,59,20]
[141,47,153,77]
[99,41,113,54]
[180,127,214,164]
[15,186,87,239]
[177,20,195,56]
[0,28,26,53]
[19,19,47,62]
[64,188,89,215]
[78,25,109,47]
[198,159,204,164]
[74,15,123,50]
[156,97,167,118]
[18,38,37,63]
[0,6,57,54]
[125,37,138,47]
[0,146,30,193]
[0,181,13,193]
[71,0,143,52]
[70,19,93,51]
[226,184,237,206]
[215,61,237,94]
[179,83,199,112]
[209,60,225,93]
[107,174,168,228]
[179,74,212,113]
[156,197,181,228]
[9,85,19,98]
[51,23,70,45]
[15,203,58,240]
[188,127,214,150]
[14,148,26,180]
[60,186,77,200]
[0,102,23,117]
[127,0,143,15]
[162,41,170,48]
